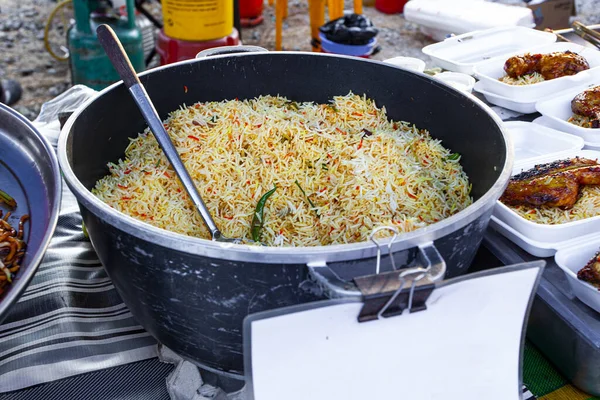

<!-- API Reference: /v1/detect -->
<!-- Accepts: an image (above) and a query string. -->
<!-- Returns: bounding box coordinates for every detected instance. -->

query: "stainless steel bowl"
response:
[0,104,62,324]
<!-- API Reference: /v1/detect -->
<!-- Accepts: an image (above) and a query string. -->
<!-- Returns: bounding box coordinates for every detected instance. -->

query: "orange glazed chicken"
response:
[500,158,600,209]
[571,85,600,128]
[578,251,600,288]
[504,51,589,80]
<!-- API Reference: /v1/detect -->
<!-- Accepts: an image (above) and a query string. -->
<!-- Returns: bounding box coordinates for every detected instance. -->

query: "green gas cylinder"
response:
[68,0,144,90]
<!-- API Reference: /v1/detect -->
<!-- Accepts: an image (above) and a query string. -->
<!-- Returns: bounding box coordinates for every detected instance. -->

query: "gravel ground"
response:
[0,0,599,120]
[0,0,71,119]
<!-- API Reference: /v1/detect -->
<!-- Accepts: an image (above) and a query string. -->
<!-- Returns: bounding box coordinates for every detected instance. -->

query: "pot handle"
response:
[306,242,446,300]
[195,45,269,59]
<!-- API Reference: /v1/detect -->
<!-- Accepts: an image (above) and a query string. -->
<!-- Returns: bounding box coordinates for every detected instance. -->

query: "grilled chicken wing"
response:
[499,157,600,209]
[578,251,600,288]
[571,85,600,128]
[504,51,590,80]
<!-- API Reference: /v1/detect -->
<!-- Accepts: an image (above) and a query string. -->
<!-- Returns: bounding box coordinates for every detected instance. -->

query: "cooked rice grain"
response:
[93,93,472,246]
[568,114,597,128]
[499,72,545,86]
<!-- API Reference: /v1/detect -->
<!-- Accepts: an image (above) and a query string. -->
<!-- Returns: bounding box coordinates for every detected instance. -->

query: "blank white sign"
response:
[246,265,541,400]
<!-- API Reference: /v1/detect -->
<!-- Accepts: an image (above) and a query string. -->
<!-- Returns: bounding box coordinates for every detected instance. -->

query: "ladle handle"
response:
[96,24,141,89]
[96,24,222,239]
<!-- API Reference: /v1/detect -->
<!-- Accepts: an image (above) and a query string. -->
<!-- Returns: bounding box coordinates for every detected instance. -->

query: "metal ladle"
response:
[96,24,250,245]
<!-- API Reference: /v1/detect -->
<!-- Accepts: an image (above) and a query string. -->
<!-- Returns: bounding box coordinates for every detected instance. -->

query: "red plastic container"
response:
[240,0,263,20]
[155,28,240,65]
[375,0,407,14]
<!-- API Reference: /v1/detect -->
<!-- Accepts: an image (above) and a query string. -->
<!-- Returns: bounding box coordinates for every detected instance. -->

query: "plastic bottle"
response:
[161,0,234,41]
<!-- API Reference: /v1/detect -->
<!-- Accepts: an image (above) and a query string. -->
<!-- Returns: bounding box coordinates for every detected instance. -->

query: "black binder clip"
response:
[355,226,445,323]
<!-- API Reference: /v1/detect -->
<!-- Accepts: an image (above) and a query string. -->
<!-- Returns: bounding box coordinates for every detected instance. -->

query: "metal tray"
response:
[483,229,600,397]
[0,104,61,324]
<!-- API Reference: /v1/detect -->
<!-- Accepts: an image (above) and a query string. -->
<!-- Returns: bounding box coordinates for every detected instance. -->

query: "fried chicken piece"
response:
[504,53,542,78]
[504,51,590,80]
[578,251,600,288]
[571,85,600,128]
[499,157,600,209]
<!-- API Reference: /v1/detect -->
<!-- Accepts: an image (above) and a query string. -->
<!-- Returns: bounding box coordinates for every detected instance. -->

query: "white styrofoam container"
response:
[488,216,593,257]
[535,83,600,142]
[491,216,600,312]
[555,239,600,314]
[474,42,600,102]
[503,121,585,163]
[404,0,535,42]
[584,142,600,151]
[422,26,556,75]
[494,149,600,249]
[474,81,538,114]
[489,126,585,256]
[532,116,600,149]
[433,72,476,93]
[383,56,426,73]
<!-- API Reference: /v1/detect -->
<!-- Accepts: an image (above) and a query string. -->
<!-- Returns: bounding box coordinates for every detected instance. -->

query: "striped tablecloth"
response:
[0,175,159,393]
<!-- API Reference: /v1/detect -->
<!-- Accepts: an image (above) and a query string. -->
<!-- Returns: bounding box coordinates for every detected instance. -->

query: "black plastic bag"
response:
[319,14,378,45]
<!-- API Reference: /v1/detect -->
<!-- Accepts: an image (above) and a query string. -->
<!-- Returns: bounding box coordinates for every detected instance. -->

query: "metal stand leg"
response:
[234,0,242,41]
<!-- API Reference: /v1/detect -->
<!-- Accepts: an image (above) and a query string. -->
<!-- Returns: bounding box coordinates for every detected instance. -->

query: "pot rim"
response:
[57,51,514,264]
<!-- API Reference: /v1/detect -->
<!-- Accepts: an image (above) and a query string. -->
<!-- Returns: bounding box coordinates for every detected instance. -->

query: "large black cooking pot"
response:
[58,49,512,376]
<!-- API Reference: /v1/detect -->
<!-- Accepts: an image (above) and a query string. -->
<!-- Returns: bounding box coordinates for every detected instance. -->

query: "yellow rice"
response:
[93,93,472,246]
[499,72,545,86]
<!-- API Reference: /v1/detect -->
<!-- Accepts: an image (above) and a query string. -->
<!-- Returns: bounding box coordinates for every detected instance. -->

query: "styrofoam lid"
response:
[532,116,600,149]
[489,216,571,258]
[406,1,535,43]
[503,121,585,165]
[474,81,538,114]
[422,26,556,74]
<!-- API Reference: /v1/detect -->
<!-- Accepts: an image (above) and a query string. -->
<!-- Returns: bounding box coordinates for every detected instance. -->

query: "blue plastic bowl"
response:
[319,33,376,57]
